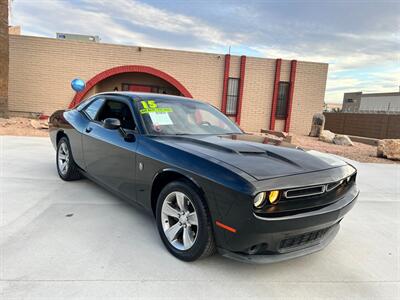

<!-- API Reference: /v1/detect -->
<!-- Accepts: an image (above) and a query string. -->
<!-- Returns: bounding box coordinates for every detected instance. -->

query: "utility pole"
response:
[0,0,9,117]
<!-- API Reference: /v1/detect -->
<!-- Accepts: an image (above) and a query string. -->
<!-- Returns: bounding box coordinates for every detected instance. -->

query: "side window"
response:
[76,99,90,111]
[96,100,136,130]
[83,98,105,120]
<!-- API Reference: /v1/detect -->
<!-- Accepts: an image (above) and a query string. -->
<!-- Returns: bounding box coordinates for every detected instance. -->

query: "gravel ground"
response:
[291,134,399,164]
[0,117,48,137]
[1,117,397,164]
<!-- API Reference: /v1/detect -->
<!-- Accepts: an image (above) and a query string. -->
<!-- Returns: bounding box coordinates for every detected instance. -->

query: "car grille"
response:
[283,174,356,201]
[279,227,331,250]
[284,185,326,199]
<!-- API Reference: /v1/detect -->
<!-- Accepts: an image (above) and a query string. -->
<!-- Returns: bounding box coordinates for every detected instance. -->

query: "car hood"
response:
[153,134,348,180]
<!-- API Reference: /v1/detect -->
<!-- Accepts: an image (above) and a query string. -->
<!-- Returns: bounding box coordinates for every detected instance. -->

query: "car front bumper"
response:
[215,183,359,264]
[219,222,340,263]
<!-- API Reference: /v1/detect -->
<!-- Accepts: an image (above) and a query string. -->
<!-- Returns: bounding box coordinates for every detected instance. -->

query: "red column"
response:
[220,54,231,114]
[236,55,246,125]
[284,60,297,132]
[269,58,282,130]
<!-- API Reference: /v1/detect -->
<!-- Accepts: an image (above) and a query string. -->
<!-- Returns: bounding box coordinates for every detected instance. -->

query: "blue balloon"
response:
[71,78,86,92]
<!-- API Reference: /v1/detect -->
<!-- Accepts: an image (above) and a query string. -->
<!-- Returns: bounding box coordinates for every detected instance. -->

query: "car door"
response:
[82,96,138,202]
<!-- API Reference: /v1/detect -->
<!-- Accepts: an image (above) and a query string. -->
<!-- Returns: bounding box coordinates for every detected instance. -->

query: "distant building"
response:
[342,90,400,113]
[8,25,21,35]
[324,103,342,112]
[56,32,100,43]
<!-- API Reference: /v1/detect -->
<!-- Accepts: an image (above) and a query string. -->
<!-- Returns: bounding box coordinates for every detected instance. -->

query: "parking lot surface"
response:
[0,136,399,299]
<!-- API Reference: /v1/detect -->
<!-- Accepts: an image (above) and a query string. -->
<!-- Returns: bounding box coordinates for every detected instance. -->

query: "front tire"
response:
[56,137,82,181]
[156,180,216,261]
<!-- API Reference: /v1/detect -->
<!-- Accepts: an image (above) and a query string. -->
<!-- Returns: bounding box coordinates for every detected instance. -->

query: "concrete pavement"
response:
[0,135,399,299]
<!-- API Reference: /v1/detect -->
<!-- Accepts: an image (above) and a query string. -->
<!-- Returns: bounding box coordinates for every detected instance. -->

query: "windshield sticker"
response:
[149,112,173,125]
[139,100,173,114]
[140,107,173,114]
[141,100,157,109]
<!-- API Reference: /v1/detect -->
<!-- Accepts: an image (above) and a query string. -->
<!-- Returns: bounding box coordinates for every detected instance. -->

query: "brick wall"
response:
[8,35,328,134]
[240,56,275,132]
[0,0,8,117]
[290,61,328,134]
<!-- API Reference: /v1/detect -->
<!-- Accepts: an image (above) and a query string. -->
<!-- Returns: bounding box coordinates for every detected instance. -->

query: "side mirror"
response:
[103,118,121,130]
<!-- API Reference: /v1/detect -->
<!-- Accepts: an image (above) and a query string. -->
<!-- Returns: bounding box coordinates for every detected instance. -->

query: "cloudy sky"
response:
[10,0,400,103]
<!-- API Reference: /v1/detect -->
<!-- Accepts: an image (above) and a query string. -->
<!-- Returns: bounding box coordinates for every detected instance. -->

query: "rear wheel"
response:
[156,180,216,261]
[56,137,81,181]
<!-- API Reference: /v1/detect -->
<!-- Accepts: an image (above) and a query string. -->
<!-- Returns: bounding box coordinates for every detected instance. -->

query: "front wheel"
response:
[56,137,82,181]
[156,180,216,261]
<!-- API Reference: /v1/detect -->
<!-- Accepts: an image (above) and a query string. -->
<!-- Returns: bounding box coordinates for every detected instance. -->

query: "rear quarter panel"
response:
[49,109,89,170]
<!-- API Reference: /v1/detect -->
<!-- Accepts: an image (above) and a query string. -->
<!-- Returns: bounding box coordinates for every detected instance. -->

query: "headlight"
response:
[254,191,280,208]
[253,192,267,208]
[268,190,280,204]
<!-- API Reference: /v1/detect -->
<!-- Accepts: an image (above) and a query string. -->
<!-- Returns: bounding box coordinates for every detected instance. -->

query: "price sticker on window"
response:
[149,112,173,125]
[140,100,173,114]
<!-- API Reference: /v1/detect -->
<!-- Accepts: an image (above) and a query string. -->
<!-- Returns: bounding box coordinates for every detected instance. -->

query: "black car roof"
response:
[95,92,203,104]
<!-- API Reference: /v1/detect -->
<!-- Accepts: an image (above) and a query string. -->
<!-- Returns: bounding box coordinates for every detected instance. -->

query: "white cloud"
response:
[251,45,399,104]
[12,0,242,52]
[11,0,400,104]
[86,0,240,46]
[12,0,160,46]
[324,68,400,103]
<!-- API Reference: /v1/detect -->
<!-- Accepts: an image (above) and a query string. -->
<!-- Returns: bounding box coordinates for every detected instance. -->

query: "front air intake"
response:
[284,185,326,199]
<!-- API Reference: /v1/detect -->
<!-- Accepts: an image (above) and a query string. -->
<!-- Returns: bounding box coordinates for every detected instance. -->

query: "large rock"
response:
[377,139,400,160]
[309,113,325,137]
[319,130,335,143]
[333,134,353,146]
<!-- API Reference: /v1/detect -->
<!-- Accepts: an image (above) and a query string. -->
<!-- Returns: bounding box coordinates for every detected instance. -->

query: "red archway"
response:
[68,65,193,108]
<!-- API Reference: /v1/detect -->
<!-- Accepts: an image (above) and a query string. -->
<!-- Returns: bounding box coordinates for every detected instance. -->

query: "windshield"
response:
[136,98,242,135]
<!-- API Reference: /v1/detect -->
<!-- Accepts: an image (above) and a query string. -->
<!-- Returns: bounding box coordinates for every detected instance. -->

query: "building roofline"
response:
[10,34,328,65]
[362,92,400,97]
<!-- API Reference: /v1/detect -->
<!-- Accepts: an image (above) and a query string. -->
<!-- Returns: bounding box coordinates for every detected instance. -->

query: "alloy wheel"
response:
[58,142,70,175]
[161,191,199,251]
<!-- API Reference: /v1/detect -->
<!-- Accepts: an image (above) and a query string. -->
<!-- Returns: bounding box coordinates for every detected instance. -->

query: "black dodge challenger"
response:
[49,92,359,263]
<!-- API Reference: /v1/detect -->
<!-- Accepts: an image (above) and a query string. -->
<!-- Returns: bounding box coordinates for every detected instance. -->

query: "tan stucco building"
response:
[7,35,328,134]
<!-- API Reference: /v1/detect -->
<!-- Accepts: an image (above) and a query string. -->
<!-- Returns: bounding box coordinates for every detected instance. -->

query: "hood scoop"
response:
[264,150,302,168]
[164,136,267,154]
[236,148,266,154]
[155,134,346,180]
[216,141,267,154]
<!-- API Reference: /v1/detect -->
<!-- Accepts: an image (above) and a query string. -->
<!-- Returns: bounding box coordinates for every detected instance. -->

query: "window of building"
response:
[121,83,180,95]
[346,99,354,103]
[226,78,240,115]
[276,82,290,118]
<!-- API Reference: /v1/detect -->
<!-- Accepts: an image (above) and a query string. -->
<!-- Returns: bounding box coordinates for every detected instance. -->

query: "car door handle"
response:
[85,127,93,133]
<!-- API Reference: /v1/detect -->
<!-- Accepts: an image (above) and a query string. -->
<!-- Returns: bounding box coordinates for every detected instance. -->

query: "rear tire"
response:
[156,180,216,262]
[56,137,82,181]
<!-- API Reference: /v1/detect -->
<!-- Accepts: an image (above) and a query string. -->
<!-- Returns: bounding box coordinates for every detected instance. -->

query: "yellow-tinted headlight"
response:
[268,190,280,204]
[253,192,267,208]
